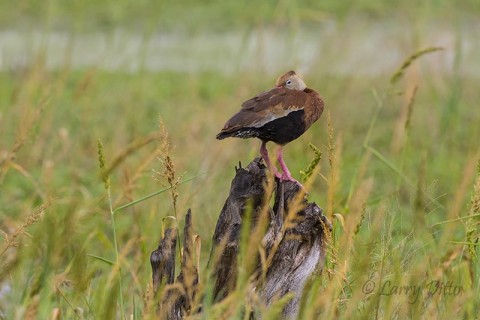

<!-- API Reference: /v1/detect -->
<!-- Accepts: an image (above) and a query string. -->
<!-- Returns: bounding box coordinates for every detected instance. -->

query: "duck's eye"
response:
[286,80,292,86]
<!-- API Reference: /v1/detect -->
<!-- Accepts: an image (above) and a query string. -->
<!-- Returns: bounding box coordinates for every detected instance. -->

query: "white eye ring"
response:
[286,80,292,86]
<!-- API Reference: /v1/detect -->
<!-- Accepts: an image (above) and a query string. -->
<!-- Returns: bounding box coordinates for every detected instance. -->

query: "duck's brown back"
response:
[216,87,324,145]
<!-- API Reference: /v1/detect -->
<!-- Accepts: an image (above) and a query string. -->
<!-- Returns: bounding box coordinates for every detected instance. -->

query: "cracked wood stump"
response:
[150,157,330,319]
[150,210,198,319]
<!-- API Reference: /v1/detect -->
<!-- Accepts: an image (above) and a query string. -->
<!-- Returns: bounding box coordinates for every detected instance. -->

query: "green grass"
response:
[1,0,480,32]
[1,1,479,319]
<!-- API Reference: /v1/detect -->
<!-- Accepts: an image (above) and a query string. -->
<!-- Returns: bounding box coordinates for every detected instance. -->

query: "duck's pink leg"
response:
[277,146,304,187]
[260,141,282,179]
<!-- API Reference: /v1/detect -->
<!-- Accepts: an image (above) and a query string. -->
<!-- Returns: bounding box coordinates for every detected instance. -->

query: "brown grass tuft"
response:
[0,200,52,259]
[153,117,184,220]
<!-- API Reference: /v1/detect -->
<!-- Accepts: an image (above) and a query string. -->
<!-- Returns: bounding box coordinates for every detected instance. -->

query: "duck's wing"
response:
[219,87,310,133]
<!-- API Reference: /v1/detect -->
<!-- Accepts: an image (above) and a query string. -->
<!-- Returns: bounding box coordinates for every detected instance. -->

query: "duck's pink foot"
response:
[277,146,306,190]
[281,174,305,189]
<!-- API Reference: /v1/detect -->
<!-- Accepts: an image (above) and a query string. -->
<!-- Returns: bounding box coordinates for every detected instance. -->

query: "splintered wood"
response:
[150,158,330,319]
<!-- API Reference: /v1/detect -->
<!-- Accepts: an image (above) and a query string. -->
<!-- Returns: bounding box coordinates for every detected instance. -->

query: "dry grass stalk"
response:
[390,47,444,85]
[102,236,137,318]
[116,148,160,208]
[327,111,335,169]
[432,246,461,281]
[390,85,418,154]
[326,110,341,220]
[104,131,163,178]
[354,203,367,237]
[448,155,479,220]
[412,155,427,229]
[50,307,61,320]
[350,178,374,225]
[73,68,97,100]
[24,294,40,320]
[0,200,51,259]
[153,117,183,221]
[0,96,49,184]
[404,85,417,132]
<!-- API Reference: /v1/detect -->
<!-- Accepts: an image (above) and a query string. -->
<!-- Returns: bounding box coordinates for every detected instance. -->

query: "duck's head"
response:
[275,71,307,91]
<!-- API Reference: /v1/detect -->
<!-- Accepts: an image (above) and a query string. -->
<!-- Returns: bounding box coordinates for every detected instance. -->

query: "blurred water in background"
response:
[0,19,478,76]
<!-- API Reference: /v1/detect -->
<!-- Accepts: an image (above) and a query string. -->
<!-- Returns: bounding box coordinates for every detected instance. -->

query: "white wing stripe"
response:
[251,107,303,128]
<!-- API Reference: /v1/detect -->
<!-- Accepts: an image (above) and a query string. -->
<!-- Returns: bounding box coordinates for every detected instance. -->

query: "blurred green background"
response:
[0,1,479,319]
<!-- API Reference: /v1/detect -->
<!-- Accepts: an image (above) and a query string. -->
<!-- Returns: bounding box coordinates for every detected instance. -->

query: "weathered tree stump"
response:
[150,210,198,319]
[150,157,330,319]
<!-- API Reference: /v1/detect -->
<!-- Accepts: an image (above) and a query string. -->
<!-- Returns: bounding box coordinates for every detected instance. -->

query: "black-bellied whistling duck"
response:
[216,71,324,186]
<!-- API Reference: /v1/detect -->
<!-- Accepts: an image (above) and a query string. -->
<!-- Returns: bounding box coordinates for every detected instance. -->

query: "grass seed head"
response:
[300,143,322,183]
[97,139,110,190]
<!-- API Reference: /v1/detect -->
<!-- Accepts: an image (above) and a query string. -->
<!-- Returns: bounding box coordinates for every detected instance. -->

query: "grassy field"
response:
[1,1,479,319]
